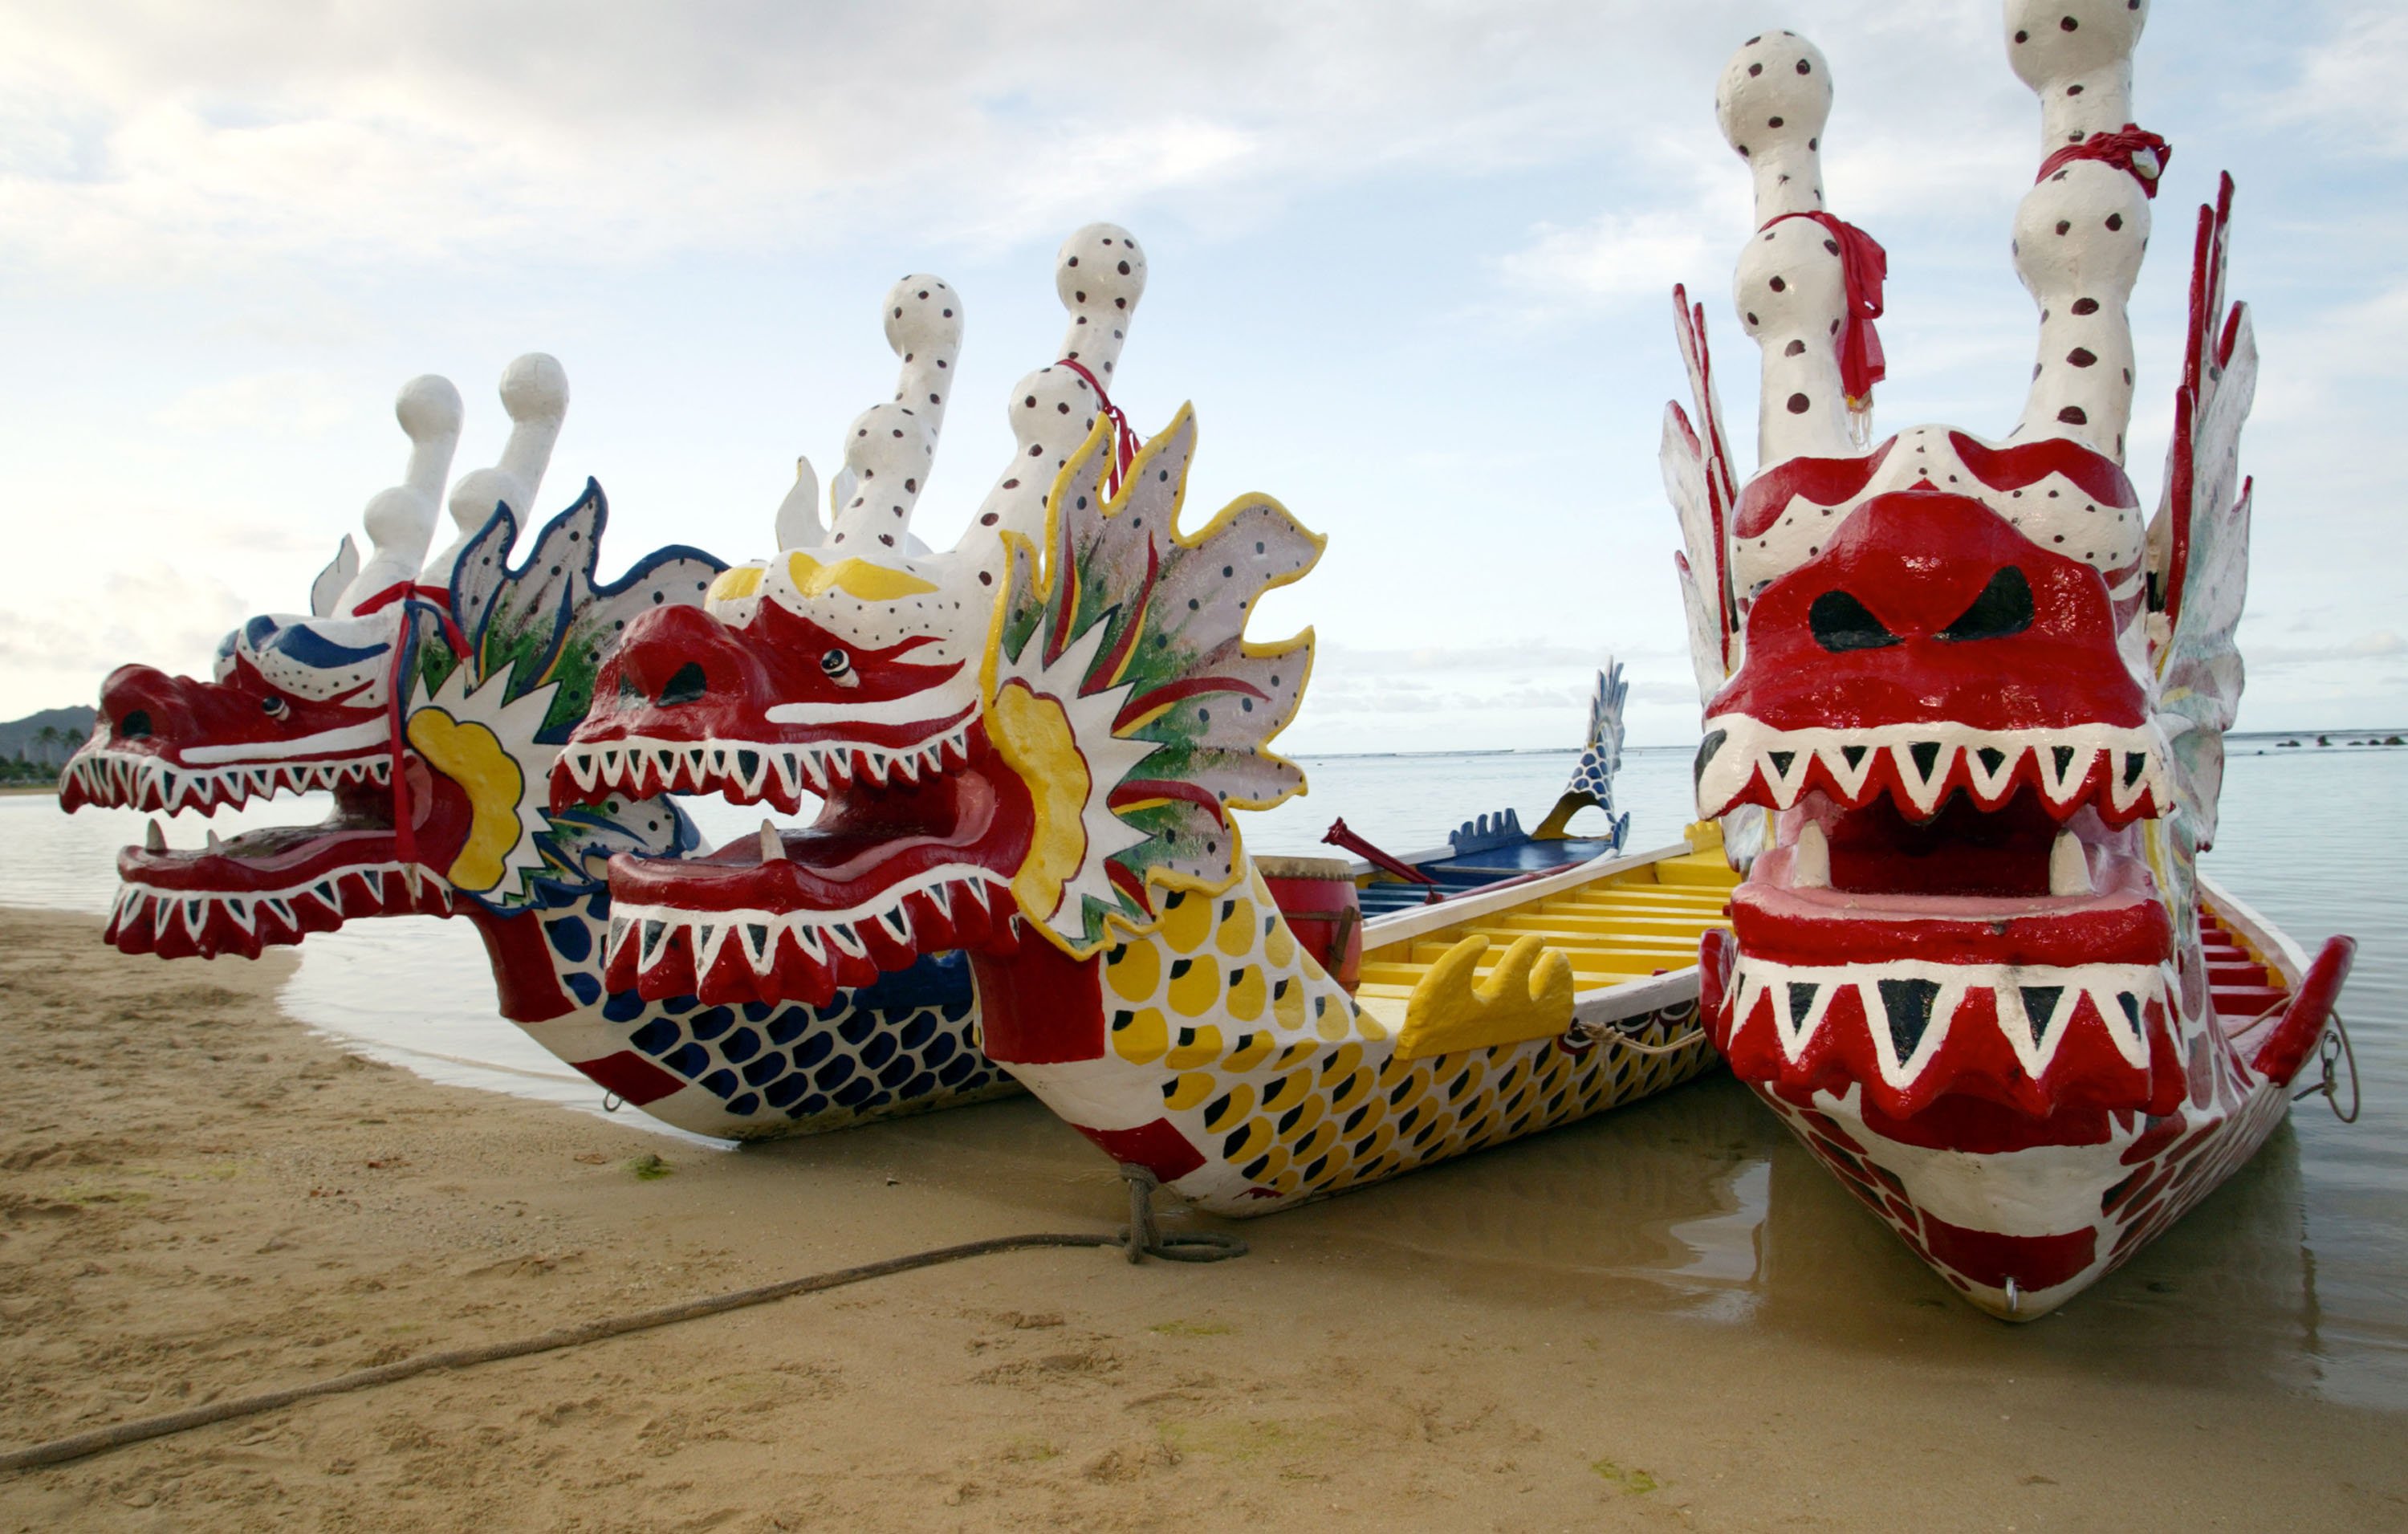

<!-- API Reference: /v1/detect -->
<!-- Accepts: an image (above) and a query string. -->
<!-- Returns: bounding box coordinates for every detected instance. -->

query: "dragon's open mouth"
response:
[1710,734,2184,1147]
[81,749,468,960]
[557,721,1031,1008]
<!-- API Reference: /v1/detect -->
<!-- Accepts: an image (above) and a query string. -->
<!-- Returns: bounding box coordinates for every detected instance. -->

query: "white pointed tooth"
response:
[2049,831,2093,897]
[892,749,921,785]
[205,828,225,856]
[145,819,165,853]
[568,751,598,792]
[1791,822,1830,889]
[796,747,830,796]
[759,820,785,863]
[771,751,804,804]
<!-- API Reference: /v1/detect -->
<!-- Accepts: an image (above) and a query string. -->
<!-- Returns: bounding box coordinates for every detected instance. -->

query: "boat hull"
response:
[1702,876,2347,1320]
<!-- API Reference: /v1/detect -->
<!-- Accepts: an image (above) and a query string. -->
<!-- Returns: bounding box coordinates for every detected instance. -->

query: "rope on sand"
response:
[0,1166,1243,1476]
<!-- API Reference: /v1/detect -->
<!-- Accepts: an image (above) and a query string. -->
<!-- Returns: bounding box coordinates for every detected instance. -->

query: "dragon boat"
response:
[1334,661,1637,920]
[57,352,1010,1141]
[1657,8,2355,1318]
[550,242,1739,1214]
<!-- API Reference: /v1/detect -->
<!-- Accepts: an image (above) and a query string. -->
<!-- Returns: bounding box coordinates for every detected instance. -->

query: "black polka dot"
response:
[1786,393,1810,414]
[1768,275,1787,292]
[1784,340,1806,356]
[2057,405,2088,425]
[2105,214,2124,231]
[2072,298,2101,315]
[2067,348,2097,368]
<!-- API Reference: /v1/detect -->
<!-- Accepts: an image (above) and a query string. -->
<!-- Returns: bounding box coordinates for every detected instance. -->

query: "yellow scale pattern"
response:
[1092,849,1740,1210]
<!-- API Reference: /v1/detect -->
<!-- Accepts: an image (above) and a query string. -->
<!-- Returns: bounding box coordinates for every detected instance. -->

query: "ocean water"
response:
[2,739,2401,1402]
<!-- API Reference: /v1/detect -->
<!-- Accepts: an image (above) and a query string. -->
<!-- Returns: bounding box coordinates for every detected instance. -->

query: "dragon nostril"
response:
[658,661,708,706]
[117,710,153,740]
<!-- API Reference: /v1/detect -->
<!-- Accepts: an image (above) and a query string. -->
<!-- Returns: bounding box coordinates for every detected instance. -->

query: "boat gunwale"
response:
[1357,838,1723,1027]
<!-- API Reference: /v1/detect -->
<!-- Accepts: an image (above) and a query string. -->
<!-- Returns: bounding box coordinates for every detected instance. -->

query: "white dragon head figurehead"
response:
[1663,6,2300,1315]
[63,359,721,962]
[548,227,1320,1007]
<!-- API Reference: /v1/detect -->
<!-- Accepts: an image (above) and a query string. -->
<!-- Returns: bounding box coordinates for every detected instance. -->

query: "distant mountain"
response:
[1,706,97,765]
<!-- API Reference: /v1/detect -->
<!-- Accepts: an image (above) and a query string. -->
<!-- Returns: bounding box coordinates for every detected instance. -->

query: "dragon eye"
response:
[820,649,858,687]
[1808,590,1902,653]
[262,695,289,718]
[1937,567,2036,643]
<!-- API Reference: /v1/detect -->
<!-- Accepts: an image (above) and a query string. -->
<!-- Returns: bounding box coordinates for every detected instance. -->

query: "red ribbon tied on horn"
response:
[1763,211,1889,413]
[2036,124,2171,200]
[1053,357,1136,499]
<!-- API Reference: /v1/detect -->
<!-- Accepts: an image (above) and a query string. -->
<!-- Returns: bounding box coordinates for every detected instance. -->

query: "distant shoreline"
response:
[1290,730,2408,763]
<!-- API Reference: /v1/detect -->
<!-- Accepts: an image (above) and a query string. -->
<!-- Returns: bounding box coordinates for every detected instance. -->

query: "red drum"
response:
[1258,854,1364,992]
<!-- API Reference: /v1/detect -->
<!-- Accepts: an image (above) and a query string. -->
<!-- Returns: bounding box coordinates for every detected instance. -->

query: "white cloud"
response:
[2260,11,2408,157]
[1496,210,1727,314]
[157,370,353,434]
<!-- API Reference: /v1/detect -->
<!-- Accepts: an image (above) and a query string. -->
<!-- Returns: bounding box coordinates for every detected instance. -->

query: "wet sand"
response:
[2,908,2402,1531]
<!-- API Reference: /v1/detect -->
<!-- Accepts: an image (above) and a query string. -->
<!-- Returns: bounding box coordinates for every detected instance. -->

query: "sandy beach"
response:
[1,906,2402,1531]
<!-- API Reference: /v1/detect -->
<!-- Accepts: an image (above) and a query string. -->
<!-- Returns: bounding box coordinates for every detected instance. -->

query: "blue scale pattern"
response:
[609,950,1001,1123]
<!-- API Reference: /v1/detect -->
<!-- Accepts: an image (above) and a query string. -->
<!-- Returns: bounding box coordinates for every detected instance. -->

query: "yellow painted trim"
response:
[987,680,1089,926]
[1395,934,1575,1063]
[404,708,523,894]
[786,551,938,601]
[706,564,767,604]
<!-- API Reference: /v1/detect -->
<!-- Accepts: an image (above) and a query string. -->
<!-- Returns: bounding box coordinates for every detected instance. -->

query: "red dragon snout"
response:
[62,658,392,815]
[555,599,977,814]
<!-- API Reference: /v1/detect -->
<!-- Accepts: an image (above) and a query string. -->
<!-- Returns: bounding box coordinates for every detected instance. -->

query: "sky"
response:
[2,0,2402,751]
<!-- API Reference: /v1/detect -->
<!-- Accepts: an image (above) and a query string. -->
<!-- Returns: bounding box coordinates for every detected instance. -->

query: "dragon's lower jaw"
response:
[1705,785,2185,1145]
[103,771,469,961]
[600,739,1035,1008]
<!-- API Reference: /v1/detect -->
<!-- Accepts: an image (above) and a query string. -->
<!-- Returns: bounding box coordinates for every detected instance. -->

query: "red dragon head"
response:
[1662,10,2303,1317]
[549,228,1317,1010]
[63,359,718,963]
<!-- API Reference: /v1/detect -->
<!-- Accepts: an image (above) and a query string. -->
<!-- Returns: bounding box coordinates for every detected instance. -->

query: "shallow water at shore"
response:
[3,739,2402,1407]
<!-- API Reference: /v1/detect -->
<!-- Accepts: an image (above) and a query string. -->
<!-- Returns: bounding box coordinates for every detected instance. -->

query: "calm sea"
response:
[3,739,2401,1403]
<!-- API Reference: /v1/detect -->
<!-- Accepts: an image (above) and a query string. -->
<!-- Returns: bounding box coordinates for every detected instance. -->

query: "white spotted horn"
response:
[956,223,1149,551]
[421,353,571,587]
[2006,0,2152,461]
[1716,32,1860,466]
[335,374,464,615]
[824,275,964,551]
